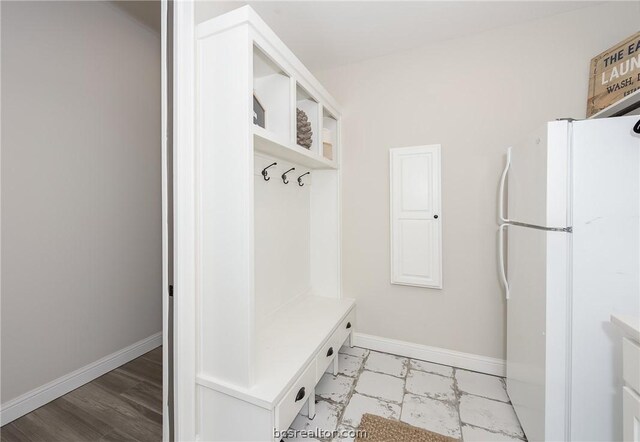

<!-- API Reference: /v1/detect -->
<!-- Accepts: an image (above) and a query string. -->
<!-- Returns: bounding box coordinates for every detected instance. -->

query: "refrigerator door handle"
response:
[499,223,510,300]
[499,148,512,223]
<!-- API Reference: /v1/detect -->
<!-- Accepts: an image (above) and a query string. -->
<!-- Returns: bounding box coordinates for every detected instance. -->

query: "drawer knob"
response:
[327,347,334,357]
[346,322,352,329]
[295,387,306,402]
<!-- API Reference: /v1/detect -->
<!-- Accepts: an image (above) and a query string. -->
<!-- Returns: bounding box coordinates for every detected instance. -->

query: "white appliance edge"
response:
[501,116,640,441]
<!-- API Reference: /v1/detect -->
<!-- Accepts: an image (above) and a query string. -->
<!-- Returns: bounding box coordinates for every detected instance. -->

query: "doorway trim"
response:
[171,1,197,440]
[161,0,170,440]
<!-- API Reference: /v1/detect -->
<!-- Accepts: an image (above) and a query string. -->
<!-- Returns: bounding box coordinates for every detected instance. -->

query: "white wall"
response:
[314,2,640,359]
[195,1,243,24]
[1,1,161,403]
[254,155,311,328]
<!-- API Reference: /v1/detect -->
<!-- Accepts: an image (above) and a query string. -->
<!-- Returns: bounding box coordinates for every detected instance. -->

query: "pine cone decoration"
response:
[297,108,313,149]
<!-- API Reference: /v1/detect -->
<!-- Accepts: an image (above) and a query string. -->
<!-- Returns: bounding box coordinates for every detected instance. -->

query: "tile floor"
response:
[285,346,526,442]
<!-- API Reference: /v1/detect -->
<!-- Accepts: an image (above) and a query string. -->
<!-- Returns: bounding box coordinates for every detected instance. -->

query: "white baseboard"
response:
[0,332,162,426]
[353,332,506,377]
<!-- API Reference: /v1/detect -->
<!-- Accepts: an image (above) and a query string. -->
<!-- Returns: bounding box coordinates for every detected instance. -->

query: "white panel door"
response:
[390,145,442,288]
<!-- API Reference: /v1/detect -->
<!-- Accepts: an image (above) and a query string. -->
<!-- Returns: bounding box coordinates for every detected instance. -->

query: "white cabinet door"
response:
[390,145,442,288]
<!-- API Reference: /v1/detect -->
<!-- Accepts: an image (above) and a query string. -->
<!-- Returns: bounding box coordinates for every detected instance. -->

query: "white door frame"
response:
[161,0,169,440]
[172,1,197,440]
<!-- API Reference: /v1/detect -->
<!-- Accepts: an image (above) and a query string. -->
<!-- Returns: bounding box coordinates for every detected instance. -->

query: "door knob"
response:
[434,215,439,219]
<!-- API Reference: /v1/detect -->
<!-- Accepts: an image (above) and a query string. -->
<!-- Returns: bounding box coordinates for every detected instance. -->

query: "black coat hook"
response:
[297,172,310,187]
[282,167,295,184]
[262,162,277,181]
[634,119,640,134]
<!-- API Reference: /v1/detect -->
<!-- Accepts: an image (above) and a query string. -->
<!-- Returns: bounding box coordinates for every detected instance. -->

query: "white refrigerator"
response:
[499,116,640,442]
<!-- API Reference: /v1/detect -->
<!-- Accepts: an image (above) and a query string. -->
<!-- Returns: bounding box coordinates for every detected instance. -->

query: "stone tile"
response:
[363,351,408,377]
[288,347,523,442]
[338,354,363,377]
[332,425,358,442]
[316,374,355,404]
[339,346,369,359]
[459,395,524,439]
[290,400,342,435]
[354,371,405,404]
[340,393,400,428]
[405,370,455,402]
[462,424,525,441]
[409,359,454,377]
[456,370,510,403]
[400,393,461,439]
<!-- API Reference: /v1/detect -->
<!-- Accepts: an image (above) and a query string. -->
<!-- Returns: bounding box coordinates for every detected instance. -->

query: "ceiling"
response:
[114,1,601,72]
[196,1,600,72]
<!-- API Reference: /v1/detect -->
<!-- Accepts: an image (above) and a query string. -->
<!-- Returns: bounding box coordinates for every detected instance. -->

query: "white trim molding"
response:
[172,1,197,441]
[353,332,506,377]
[160,1,170,440]
[0,332,162,426]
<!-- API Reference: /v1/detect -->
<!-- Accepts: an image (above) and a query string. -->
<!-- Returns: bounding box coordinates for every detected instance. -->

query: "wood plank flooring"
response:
[1,347,163,442]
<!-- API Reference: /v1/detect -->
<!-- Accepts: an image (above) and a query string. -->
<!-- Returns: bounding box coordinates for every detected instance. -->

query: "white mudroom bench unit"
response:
[195,6,355,441]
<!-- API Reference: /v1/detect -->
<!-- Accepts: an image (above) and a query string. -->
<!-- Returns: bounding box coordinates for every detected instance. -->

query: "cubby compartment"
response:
[253,45,291,141]
[322,108,338,161]
[296,84,320,154]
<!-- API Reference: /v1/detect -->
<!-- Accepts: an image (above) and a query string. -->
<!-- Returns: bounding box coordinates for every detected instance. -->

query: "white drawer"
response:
[315,309,356,381]
[274,362,316,435]
[316,330,341,381]
[338,309,355,343]
[623,337,640,394]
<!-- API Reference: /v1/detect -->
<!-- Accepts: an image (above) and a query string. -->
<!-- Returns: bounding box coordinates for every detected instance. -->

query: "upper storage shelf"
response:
[250,42,339,169]
[208,12,340,170]
[296,84,320,153]
[253,46,291,141]
[197,6,341,171]
[322,108,338,162]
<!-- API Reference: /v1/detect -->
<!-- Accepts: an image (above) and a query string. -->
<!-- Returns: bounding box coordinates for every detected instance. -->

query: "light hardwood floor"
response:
[1,347,162,442]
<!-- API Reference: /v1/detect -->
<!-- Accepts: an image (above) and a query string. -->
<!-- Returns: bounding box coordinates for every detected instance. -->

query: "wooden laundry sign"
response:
[587,31,640,117]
